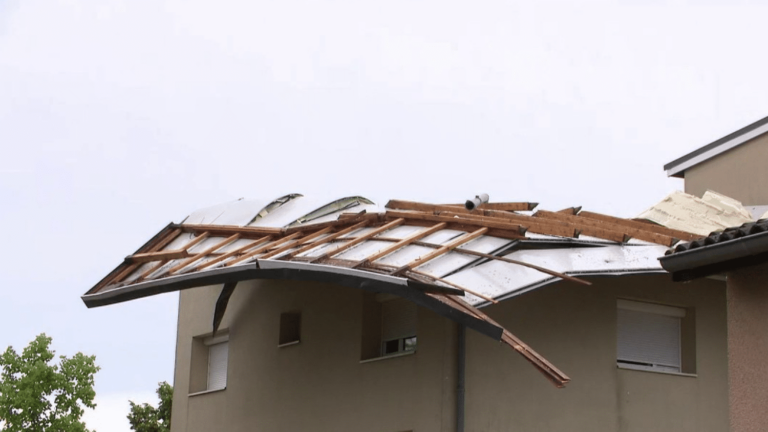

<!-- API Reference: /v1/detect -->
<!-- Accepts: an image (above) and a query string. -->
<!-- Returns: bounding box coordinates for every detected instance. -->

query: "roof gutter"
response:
[659,230,768,281]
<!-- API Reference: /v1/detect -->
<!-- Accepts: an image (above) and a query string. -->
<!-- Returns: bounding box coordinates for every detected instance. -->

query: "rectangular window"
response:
[206,339,228,390]
[189,333,229,395]
[279,312,301,346]
[617,299,685,373]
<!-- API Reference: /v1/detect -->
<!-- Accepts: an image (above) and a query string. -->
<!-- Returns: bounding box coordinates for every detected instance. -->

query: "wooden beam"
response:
[128,249,190,264]
[392,227,488,275]
[385,210,526,234]
[440,202,539,211]
[107,228,183,287]
[310,219,406,262]
[179,224,283,239]
[436,211,579,239]
[194,236,273,271]
[135,259,169,282]
[353,222,447,267]
[534,210,678,246]
[225,232,303,267]
[557,206,582,215]
[168,233,240,274]
[284,212,381,233]
[259,227,333,260]
[282,220,370,260]
[578,211,697,242]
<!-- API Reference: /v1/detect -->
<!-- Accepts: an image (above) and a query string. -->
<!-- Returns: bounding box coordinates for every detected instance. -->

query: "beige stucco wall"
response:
[684,132,768,205]
[465,274,728,432]
[726,262,768,432]
[170,274,727,432]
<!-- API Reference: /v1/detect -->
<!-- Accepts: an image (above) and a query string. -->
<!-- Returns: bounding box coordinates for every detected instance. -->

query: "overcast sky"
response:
[2,0,768,430]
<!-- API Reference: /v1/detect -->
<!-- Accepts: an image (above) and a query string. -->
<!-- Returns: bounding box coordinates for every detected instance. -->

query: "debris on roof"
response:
[636,190,754,236]
[82,193,705,388]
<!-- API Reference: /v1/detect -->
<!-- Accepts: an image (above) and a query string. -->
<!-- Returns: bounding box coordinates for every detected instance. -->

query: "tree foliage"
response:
[0,334,99,432]
[127,382,172,432]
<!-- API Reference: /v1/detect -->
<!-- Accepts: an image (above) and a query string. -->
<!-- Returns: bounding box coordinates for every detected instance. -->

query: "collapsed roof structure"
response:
[83,194,701,387]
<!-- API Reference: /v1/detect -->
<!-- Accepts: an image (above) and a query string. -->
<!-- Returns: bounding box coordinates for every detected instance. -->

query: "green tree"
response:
[127,382,172,432]
[0,334,99,432]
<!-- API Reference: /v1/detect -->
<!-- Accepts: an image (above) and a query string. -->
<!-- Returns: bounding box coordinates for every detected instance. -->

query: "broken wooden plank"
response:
[353,222,448,268]
[128,249,190,264]
[284,212,381,233]
[436,211,579,239]
[310,218,406,263]
[385,210,527,234]
[578,210,697,242]
[392,227,488,275]
[535,210,677,246]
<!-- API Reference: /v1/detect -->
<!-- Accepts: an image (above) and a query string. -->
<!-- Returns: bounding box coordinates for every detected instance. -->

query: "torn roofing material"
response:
[83,194,700,387]
[636,190,754,236]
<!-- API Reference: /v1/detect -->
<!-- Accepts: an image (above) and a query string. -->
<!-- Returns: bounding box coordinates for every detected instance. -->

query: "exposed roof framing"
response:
[84,195,698,388]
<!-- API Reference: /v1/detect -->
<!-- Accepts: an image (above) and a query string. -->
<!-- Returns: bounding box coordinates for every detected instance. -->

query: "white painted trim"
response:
[666,122,768,176]
[188,388,226,397]
[617,299,686,318]
[617,364,697,378]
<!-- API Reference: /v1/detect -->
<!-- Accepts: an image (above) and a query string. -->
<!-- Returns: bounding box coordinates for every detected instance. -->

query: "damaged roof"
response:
[83,193,700,388]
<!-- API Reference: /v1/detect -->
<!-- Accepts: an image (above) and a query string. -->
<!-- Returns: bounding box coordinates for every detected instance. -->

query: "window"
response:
[279,312,301,346]
[206,338,228,391]
[189,333,229,394]
[361,294,417,361]
[381,298,417,356]
[617,300,688,373]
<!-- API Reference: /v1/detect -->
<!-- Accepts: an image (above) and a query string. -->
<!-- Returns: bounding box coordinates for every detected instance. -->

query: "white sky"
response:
[2,0,768,430]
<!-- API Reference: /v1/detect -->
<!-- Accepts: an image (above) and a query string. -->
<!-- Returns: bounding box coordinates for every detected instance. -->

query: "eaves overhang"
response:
[664,115,768,178]
[659,229,768,281]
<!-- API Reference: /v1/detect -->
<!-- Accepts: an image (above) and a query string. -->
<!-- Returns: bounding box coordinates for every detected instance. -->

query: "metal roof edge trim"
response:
[82,261,503,339]
[659,230,768,273]
[664,115,768,177]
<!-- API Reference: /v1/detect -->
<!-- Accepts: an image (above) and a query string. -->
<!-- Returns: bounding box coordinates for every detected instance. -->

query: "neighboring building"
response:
[662,116,768,432]
[83,195,731,432]
[664,114,768,208]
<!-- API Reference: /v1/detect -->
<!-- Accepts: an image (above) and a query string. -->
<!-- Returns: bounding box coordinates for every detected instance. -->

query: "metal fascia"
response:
[664,119,768,177]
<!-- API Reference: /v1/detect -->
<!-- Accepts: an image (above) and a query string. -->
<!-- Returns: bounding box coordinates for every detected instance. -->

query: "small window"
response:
[617,300,685,373]
[380,298,417,356]
[189,333,229,394]
[279,312,301,346]
[206,339,228,390]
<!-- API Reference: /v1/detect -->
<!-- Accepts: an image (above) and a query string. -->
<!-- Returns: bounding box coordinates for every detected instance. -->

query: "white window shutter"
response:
[617,308,681,371]
[207,341,228,390]
[381,299,417,342]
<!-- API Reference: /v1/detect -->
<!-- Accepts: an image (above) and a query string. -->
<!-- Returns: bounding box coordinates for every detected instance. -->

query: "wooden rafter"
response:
[309,218,405,263]
[259,227,333,260]
[106,228,182,287]
[392,227,489,275]
[179,224,282,239]
[225,232,303,267]
[440,202,539,211]
[168,233,241,275]
[352,222,447,268]
[136,259,168,282]
[406,269,498,304]
[281,220,370,260]
[436,211,579,238]
[194,236,273,271]
[128,249,190,264]
[385,210,527,234]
